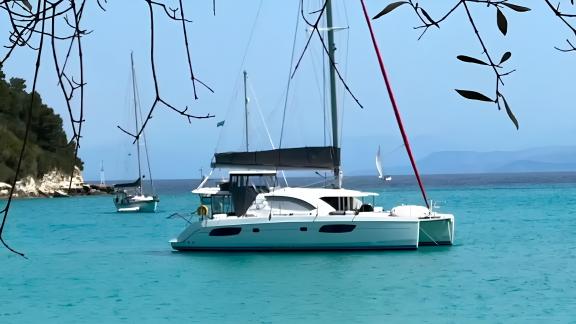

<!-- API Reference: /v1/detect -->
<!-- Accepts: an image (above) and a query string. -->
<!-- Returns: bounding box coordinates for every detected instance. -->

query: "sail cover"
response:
[212,146,340,170]
[114,177,141,188]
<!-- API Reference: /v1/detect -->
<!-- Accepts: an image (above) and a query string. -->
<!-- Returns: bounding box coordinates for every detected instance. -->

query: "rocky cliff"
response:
[0,166,91,198]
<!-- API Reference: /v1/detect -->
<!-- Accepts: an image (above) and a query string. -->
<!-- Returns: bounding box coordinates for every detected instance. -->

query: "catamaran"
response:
[113,53,159,213]
[170,0,454,250]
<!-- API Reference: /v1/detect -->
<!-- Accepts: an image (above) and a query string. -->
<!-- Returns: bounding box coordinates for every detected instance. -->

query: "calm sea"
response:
[1,173,575,323]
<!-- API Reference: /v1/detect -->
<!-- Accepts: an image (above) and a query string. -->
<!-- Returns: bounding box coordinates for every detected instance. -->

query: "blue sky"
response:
[2,1,574,180]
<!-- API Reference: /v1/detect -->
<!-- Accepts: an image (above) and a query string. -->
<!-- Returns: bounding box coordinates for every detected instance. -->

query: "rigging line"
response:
[313,0,326,147]
[134,67,155,194]
[215,0,264,152]
[339,0,351,148]
[238,0,264,75]
[130,52,143,195]
[279,0,302,149]
[308,30,327,117]
[247,82,289,187]
[360,0,430,209]
[384,143,406,156]
[322,15,327,146]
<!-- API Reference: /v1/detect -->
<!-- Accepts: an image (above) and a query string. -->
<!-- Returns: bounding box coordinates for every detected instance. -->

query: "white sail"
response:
[376,145,392,181]
[376,145,383,179]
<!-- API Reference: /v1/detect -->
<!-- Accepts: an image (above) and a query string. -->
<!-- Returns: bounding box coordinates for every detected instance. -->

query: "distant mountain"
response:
[411,146,576,174]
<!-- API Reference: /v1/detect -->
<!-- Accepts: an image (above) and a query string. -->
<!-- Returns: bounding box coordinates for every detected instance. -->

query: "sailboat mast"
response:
[99,160,105,186]
[130,52,143,195]
[243,70,249,152]
[326,0,341,188]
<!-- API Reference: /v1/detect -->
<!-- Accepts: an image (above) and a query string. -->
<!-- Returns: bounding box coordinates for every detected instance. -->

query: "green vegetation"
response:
[0,70,83,184]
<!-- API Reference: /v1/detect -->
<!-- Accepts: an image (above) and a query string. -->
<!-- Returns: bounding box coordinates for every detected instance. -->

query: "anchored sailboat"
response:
[170,1,454,250]
[113,53,159,213]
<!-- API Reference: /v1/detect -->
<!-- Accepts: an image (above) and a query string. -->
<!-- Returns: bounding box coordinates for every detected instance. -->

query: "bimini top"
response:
[212,146,340,170]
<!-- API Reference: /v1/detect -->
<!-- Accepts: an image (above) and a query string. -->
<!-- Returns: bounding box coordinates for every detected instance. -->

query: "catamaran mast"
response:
[243,70,249,152]
[326,0,341,188]
[360,0,430,208]
[130,52,143,195]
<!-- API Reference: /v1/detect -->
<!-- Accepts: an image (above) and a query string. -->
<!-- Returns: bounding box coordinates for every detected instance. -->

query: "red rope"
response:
[360,0,430,209]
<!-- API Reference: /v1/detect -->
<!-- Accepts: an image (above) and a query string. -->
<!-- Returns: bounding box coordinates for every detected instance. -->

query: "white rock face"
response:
[15,176,38,197]
[1,166,85,197]
[0,182,12,197]
[37,166,84,194]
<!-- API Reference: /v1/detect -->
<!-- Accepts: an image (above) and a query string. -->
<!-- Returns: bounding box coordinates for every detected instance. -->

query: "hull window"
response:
[209,227,242,236]
[300,227,308,232]
[319,224,356,233]
[252,228,260,233]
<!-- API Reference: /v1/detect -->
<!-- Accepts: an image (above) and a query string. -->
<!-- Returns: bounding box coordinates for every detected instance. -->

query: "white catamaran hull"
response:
[389,205,455,245]
[419,216,455,246]
[171,215,420,251]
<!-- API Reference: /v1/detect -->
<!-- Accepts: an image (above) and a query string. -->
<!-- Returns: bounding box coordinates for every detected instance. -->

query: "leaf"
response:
[499,51,512,64]
[373,2,408,20]
[501,96,519,130]
[501,3,531,12]
[22,0,32,11]
[497,9,508,35]
[457,55,488,65]
[455,89,494,102]
[420,8,439,28]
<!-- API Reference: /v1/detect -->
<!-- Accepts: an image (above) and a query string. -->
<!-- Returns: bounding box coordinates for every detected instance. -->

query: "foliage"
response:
[372,0,536,130]
[0,70,83,184]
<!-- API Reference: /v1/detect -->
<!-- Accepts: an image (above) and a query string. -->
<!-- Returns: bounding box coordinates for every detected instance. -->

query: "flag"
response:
[217,120,225,127]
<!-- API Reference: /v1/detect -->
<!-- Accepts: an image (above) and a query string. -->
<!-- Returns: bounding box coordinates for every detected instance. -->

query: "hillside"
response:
[0,70,83,183]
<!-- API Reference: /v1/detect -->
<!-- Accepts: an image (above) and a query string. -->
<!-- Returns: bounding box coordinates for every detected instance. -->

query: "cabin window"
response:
[209,227,242,236]
[229,174,274,193]
[320,197,361,211]
[266,196,315,212]
[319,224,356,233]
[200,195,211,205]
[211,195,233,215]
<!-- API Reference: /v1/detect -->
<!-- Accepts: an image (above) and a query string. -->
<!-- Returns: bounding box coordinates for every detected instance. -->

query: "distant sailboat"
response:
[113,52,159,213]
[99,160,106,186]
[376,145,392,181]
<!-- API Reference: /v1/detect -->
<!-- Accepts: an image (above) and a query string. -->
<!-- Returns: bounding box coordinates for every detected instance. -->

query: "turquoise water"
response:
[1,175,575,323]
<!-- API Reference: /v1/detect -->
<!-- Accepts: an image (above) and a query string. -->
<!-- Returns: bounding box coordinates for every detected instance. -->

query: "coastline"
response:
[0,167,113,199]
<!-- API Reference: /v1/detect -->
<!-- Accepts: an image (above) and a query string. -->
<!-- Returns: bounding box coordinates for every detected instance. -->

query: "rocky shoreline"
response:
[0,167,113,198]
